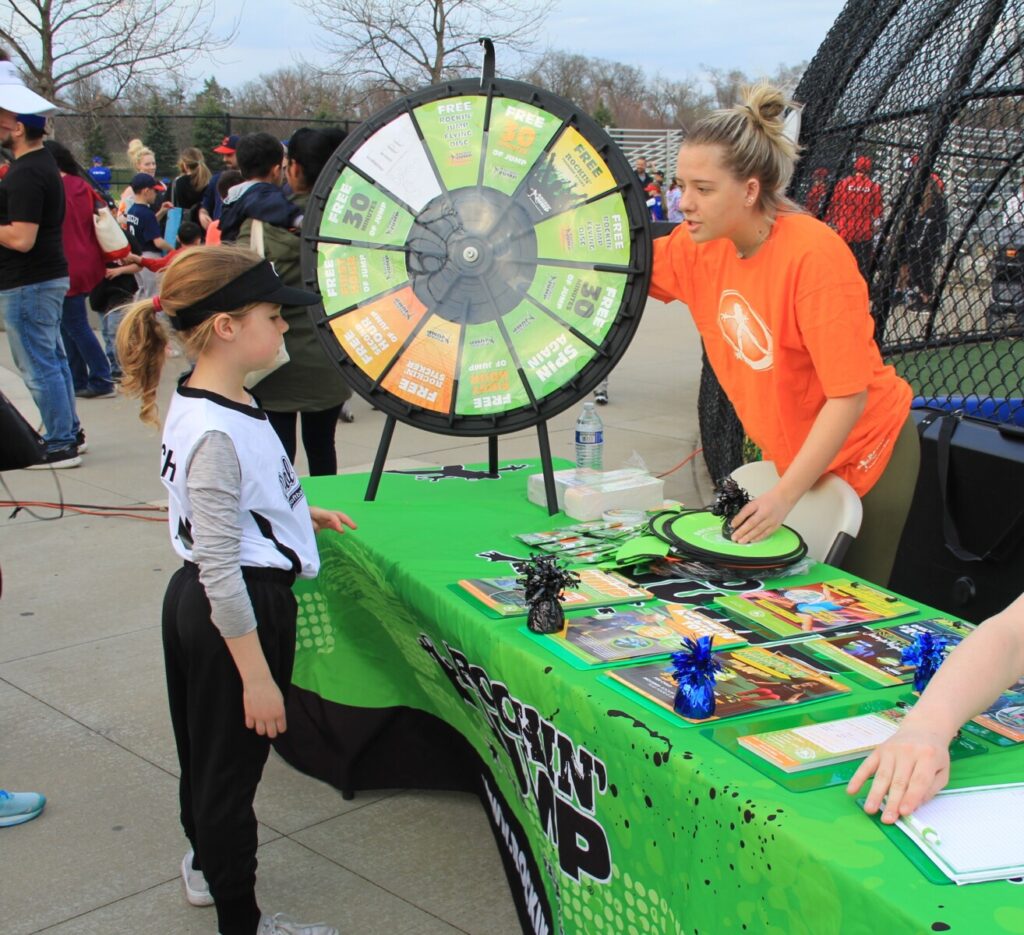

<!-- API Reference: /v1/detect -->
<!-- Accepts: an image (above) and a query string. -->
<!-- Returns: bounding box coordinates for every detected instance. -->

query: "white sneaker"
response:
[258,912,340,935]
[181,849,214,906]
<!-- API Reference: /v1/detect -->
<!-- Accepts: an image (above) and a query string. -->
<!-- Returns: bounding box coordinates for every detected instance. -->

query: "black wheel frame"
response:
[300,76,653,438]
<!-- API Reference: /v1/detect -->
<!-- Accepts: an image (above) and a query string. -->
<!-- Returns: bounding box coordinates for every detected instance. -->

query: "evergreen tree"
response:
[84,120,111,164]
[192,78,232,170]
[593,100,614,128]
[145,101,179,179]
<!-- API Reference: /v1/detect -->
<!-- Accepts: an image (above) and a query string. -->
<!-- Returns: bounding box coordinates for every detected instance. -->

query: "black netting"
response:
[793,0,1024,425]
[697,345,746,481]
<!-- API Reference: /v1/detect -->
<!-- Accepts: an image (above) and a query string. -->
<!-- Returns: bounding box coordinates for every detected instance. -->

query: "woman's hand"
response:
[846,725,952,823]
[242,675,287,737]
[729,486,797,543]
[309,506,357,535]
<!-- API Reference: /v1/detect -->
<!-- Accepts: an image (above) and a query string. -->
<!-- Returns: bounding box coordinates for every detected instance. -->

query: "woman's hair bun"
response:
[743,82,788,130]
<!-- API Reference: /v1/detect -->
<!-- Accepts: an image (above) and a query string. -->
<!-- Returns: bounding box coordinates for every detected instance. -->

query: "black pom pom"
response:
[709,475,751,540]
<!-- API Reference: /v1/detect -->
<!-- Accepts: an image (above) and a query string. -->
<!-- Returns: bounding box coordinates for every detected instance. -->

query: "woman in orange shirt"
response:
[651,84,918,586]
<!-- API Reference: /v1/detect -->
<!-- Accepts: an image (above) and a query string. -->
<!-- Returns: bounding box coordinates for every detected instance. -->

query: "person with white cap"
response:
[0,51,84,467]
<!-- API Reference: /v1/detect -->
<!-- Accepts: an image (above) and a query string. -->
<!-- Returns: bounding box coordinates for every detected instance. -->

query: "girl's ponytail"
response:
[116,297,168,428]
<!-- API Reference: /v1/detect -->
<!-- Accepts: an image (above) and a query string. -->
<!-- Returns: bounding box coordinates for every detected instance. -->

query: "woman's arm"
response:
[730,390,867,543]
[848,592,1024,822]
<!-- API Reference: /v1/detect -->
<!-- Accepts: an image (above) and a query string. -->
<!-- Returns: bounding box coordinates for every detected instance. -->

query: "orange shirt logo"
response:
[718,290,773,371]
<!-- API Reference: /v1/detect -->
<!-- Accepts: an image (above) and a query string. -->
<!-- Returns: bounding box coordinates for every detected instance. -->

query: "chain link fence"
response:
[697,0,1023,483]
[793,0,1024,424]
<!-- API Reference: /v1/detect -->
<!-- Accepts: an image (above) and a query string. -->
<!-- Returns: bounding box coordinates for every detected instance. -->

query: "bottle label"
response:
[576,431,603,444]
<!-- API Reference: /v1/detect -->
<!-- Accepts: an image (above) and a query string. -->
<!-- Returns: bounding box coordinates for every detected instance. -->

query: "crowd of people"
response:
[4,46,1024,935]
[0,96,355,472]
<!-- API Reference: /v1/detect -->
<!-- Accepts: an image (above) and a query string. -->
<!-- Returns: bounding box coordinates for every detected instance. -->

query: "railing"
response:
[606,128,685,175]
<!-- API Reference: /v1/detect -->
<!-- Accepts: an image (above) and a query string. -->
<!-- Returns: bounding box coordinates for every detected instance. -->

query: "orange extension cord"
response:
[0,472,167,523]
[655,446,703,479]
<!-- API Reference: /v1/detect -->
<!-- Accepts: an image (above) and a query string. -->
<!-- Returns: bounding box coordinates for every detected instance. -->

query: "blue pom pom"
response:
[670,636,724,719]
[901,632,949,692]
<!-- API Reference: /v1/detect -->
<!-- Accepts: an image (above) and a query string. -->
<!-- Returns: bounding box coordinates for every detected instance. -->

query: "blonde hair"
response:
[132,146,156,171]
[686,82,801,217]
[126,138,145,163]
[116,245,265,427]
[177,147,211,192]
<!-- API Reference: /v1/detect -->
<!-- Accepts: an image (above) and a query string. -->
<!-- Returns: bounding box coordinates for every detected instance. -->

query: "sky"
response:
[207,0,848,91]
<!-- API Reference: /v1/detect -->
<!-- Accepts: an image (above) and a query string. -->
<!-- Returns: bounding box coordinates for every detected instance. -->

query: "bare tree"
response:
[647,76,714,132]
[524,50,715,130]
[0,0,235,109]
[232,65,358,122]
[703,66,750,109]
[297,0,551,97]
[702,62,808,109]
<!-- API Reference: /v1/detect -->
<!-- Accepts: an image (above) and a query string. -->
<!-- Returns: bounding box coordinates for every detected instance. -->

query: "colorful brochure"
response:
[555,605,745,665]
[609,646,850,723]
[515,521,631,545]
[969,677,1024,743]
[737,707,907,772]
[792,618,974,686]
[716,578,916,639]
[457,569,652,618]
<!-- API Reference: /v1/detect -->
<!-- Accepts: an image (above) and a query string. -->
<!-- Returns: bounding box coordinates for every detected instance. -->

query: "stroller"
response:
[986,243,1024,331]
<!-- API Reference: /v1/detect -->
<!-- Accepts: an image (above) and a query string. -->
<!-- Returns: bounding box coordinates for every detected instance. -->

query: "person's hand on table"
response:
[846,724,952,824]
[309,506,357,535]
[729,486,797,544]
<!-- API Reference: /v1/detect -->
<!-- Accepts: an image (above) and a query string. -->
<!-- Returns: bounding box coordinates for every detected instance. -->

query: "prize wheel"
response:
[302,77,652,437]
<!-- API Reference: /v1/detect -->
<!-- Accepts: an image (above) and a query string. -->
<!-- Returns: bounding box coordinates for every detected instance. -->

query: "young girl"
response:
[650,83,918,586]
[117,245,354,935]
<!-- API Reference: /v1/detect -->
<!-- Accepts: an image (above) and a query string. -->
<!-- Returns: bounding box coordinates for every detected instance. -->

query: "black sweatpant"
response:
[162,561,297,935]
[265,406,342,476]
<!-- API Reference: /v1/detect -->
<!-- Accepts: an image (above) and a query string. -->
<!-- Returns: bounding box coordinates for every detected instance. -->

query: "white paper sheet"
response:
[897,782,1024,880]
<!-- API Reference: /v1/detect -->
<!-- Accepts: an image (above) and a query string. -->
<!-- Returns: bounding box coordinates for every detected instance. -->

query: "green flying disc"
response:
[660,510,807,566]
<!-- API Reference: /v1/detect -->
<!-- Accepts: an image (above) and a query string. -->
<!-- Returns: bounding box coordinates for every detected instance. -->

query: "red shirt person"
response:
[825,155,883,280]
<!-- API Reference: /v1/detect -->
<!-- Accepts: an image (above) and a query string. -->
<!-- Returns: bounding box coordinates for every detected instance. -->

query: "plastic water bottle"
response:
[575,401,604,471]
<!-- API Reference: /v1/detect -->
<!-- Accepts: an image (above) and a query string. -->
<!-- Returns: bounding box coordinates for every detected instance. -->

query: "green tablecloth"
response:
[284,459,1024,935]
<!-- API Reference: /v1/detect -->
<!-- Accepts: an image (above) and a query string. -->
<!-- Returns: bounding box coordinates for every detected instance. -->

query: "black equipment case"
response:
[889,408,1024,623]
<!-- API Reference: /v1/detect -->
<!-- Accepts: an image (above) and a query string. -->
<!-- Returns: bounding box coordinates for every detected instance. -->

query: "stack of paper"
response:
[896,782,1024,883]
[738,708,906,772]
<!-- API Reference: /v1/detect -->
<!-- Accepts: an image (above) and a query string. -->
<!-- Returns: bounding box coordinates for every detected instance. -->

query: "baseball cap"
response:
[213,134,240,154]
[854,155,873,173]
[130,172,167,192]
[0,61,57,116]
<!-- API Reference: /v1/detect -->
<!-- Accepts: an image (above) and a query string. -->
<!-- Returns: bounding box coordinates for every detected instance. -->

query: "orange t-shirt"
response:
[649,212,912,496]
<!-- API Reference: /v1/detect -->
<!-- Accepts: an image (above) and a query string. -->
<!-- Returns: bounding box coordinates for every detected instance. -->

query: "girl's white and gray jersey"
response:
[159,384,319,578]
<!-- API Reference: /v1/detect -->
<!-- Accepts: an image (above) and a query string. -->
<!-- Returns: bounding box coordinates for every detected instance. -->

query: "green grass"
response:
[887,338,1024,400]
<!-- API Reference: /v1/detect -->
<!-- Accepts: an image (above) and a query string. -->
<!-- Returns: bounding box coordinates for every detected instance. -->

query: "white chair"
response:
[731,461,863,567]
